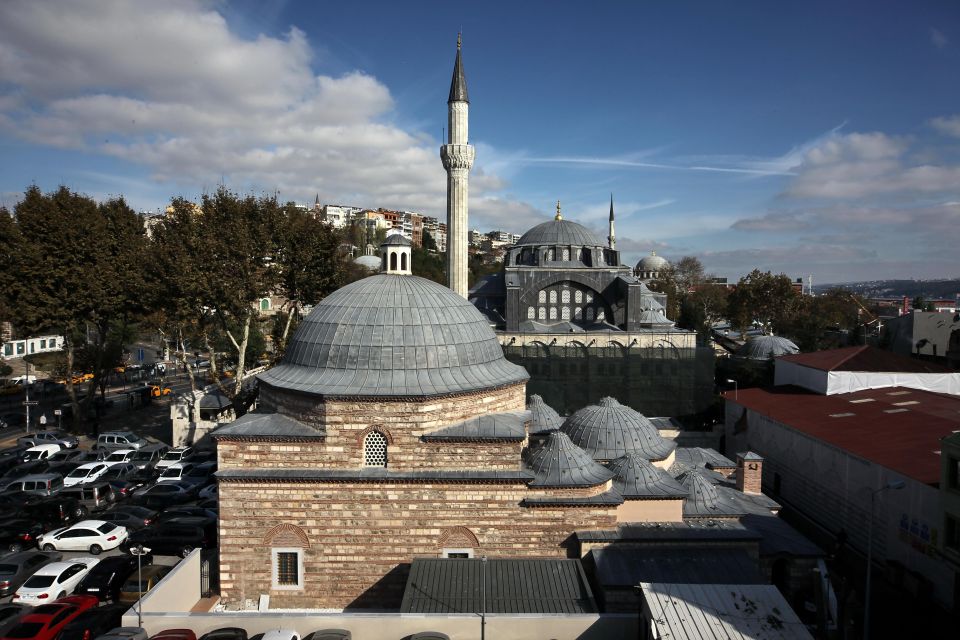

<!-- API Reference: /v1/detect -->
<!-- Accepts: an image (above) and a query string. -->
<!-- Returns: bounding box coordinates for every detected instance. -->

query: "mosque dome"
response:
[635,252,670,273]
[259,274,529,398]
[560,397,675,462]
[522,431,614,488]
[526,394,563,435]
[516,218,605,248]
[735,335,800,361]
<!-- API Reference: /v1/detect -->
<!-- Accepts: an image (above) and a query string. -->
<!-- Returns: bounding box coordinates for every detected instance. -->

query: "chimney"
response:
[737,452,763,495]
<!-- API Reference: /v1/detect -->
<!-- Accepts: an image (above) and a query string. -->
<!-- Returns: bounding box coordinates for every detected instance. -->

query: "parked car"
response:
[38,520,128,554]
[47,451,104,476]
[122,517,216,557]
[198,484,218,501]
[106,479,141,500]
[102,506,158,530]
[157,462,195,484]
[46,449,91,465]
[185,449,217,465]
[181,462,217,487]
[148,385,172,398]
[0,596,99,640]
[12,558,100,604]
[129,482,198,509]
[154,447,193,472]
[103,450,137,466]
[22,495,88,525]
[1,473,63,498]
[97,627,149,640]
[198,629,247,640]
[101,463,138,481]
[0,518,45,553]
[261,631,299,640]
[99,509,152,531]
[0,551,62,597]
[1,460,51,481]
[154,506,216,524]
[95,432,148,453]
[0,603,30,638]
[20,445,62,462]
[117,564,171,603]
[56,482,117,513]
[129,444,169,471]
[74,555,149,602]
[150,631,197,640]
[63,462,111,488]
[17,431,78,450]
[56,602,128,640]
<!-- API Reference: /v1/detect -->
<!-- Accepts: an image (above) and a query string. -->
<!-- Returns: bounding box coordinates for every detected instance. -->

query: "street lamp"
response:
[864,480,905,640]
[725,379,738,401]
[130,544,152,629]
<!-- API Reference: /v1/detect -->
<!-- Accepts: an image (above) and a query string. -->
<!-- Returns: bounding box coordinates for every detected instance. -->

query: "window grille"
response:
[549,290,557,304]
[575,290,582,303]
[538,307,546,320]
[561,290,570,303]
[538,290,546,304]
[549,308,558,320]
[364,431,388,467]
[561,307,570,320]
[527,306,535,319]
[276,552,299,585]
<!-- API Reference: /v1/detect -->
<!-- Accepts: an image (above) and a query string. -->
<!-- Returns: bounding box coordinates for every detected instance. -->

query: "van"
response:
[95,431,148,452]
[2,473,64,497]
[21,444,62,462]
[130,444,169,471]
[59,482,116,512]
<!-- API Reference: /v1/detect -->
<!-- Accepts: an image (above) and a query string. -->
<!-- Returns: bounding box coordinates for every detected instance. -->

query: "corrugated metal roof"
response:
[420,411,530,441]
[213,411,325,440]
[777,345,951,373]
[590,547,763,587]
[640,582,813,640]
[726,385,960,485]
[522,431,614,488]
[400,558,597,614]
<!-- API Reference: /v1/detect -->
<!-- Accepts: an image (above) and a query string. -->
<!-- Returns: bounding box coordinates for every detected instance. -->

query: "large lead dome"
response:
[516,219,605,248]
[260,274,529,398]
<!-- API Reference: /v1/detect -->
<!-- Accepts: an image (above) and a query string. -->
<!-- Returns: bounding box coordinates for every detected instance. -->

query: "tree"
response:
[2,186,148,428]
[727,269,801,335]
[672,256,707,293]
[422,229,438,252]
[679,285,729,340]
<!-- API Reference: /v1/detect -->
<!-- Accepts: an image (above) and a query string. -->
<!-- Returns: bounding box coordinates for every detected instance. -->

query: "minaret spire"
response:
[440,34,475,297]
[608,193,616,249]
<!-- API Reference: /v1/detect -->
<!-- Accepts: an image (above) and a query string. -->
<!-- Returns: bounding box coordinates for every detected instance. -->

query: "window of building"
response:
[260,298,271,311]
[561,307,570,320]
[40,340,46,349]
[16,343,24,355]
[597,310,605,321]
[538,307,546,320]
[549,290,557,304]
[363,431,388,467]
[574,307,583,320]
[442,548,474,558]
[575,290,582,303]
[390,253,398,271]
[950,457,960,491]
[3,344,11,356]
[561,290,570,303]
[549,307,558,320]
[586,308,595,321]
[538,290,546,304]
[29,342,35,353]
[271,548,304,590]
[401,253,408,271]
[946,514,960,552]
[562,248,570,261]
[527,306,535,319]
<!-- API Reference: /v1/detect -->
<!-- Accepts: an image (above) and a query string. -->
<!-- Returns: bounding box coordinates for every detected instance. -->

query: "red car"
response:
[0,595,98,640]
[150,631,197,640]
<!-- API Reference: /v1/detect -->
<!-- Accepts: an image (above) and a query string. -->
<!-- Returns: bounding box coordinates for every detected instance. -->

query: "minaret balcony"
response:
[440,144,475,170]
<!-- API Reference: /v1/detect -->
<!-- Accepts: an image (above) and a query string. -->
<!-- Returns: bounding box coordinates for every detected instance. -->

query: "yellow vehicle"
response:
[149,384,172,398]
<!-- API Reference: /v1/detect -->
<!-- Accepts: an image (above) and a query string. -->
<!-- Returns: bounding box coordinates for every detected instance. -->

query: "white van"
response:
[22,444,61,461]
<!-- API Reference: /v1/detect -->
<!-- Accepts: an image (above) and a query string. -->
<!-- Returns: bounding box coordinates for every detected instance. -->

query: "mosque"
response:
[212,38,817,614]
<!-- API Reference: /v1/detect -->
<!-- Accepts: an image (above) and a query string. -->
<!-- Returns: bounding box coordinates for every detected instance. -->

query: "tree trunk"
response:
[64,336,81,432]
[228,313,251,398]
[278,302,297,358]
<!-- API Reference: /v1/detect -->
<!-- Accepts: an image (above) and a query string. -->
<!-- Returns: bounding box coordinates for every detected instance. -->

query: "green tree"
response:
[678,285,729,341]
[727,269,801,335]
[412,246,445,284]
[422,229,438,252]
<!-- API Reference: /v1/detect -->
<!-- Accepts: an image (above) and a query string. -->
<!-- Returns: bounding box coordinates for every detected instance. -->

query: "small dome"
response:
[516,218,605,248]
[735,335,799,361]
[527,394,563,435]
[636,252,669,272]
[609,453,688,499]
[381,234,412,246]
[353,255,381,271]
[522,431,614,488]
[679,468,723,517]
[560,397,675,462]
[260,274,529,398]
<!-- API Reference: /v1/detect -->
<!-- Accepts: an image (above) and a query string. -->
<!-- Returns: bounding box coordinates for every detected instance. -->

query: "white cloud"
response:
[0,0,537,230]
[931,114,960,138]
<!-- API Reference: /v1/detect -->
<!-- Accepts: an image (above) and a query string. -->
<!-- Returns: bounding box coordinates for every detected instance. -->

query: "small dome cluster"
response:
[560,397,675,462]
[735,335,799,361]
[526,394,563,435]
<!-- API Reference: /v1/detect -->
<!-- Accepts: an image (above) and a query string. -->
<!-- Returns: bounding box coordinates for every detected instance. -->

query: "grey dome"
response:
[260,274,529,398]
[522,431,614,488]
[561,397,675,461]
[609,453,688,499]
[636,252,669,272]
[679,468,724,517]
[381,234,412,246]
[527,394,563,435]
[354,255,381,271]
[517,219,605,248]
[735,335,799,361]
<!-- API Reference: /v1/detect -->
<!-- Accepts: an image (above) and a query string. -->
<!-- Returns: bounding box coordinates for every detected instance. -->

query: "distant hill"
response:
[814,279,960,300]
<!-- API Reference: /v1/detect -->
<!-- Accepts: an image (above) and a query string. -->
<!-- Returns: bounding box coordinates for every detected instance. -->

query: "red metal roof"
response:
[726,385,960,485]
[776,345,951,373]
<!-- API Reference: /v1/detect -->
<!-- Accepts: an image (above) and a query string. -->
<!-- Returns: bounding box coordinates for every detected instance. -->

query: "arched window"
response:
[401,253,407,271]
[390,253,398,271]
[364,431,388,467]
[561,289,570,303]
[547,248,555,261]
[538,307,546,320]
[574,307,583,320]
[575,290,582,303]
[527,306,535,319]
[381,254,387,270]
[549,307,558,320]
[260,298,271,311]
[561,307,570,320]
[538,290,546,304]
[562,248,570,261]
[549,290,557,304]
[587,307,595,321]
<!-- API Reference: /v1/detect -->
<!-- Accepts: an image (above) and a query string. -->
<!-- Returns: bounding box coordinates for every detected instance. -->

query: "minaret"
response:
[440,33,475,298]
[608,194,616,249]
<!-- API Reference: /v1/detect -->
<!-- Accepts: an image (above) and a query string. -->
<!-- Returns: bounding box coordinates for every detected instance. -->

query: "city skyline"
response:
[1,1,959,283]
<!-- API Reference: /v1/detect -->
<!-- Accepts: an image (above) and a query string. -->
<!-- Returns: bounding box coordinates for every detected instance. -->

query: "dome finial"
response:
[457,31,461,50]
[555,200,562,221]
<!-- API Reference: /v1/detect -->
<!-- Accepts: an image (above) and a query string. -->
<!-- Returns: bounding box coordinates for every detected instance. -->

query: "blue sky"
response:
[1,1,959,284]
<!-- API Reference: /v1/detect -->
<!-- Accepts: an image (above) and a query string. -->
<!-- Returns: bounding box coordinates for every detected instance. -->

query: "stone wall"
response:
[218,479,618,609]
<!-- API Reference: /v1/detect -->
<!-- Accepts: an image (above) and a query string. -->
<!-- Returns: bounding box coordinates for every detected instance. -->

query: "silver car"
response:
[0,550,62,597]
[17,430,79,449]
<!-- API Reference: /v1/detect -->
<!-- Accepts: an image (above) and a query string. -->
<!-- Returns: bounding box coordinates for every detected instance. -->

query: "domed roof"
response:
[259,274,529,398]
[679,468,724,517]
[560,397,675,461]
[735,335,799,361]
[636,252,670,272]
[522,431,614,488]
[381,233,412,246]
[516,218,605,248]
[609,453,688,499]
[353,255,381,271]
[527,394,563,435]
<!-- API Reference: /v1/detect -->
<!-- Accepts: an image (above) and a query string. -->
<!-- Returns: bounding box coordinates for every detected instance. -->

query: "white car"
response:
[102,449,137,466]
[154,446,193,471]
[21,444,62,461]
[157,462,195,484]
[13,557,100,604]
[261,631,300,640]
[38,520,129,554]
[64,462,110,487]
